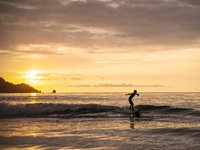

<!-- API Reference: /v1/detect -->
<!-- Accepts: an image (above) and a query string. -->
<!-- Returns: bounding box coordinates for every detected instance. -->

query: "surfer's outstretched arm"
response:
[125,93,131,95]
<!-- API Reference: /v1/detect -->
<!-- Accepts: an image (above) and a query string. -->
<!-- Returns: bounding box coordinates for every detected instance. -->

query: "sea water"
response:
[0,92,199,149]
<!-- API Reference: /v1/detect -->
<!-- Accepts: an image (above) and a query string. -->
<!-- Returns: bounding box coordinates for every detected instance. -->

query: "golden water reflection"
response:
[1,118,200,138]
[0,118,199,149]
[29,93,38,104]
[30,93,37,97]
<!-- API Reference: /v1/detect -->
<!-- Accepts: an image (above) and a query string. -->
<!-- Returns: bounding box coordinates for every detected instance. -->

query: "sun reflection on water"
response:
[30,93,38,104]
[31,93,37,97]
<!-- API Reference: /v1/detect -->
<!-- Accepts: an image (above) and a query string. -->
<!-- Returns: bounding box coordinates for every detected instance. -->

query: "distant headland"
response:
[0,77,40,93]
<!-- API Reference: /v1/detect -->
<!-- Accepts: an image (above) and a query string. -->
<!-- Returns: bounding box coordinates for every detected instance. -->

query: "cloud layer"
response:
[68,83,165,87]
[0,0,200,55]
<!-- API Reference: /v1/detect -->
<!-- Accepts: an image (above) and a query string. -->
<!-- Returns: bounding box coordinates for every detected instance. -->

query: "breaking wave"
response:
[0,103,199,118]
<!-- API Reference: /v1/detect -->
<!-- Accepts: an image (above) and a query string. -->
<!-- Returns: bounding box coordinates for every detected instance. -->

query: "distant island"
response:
[0,77,40,93]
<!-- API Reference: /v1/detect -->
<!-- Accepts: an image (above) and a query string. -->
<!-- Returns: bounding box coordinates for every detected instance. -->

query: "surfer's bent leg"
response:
[129,105,132,110]
[129,99,134,110]
[132,104,134,112]
[129,104,134,112]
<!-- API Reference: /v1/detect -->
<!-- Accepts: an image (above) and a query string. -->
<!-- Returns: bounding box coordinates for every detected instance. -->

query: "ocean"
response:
[0,92,199,150]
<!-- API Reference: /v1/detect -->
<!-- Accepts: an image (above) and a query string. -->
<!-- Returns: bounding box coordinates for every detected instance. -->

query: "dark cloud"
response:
[179,0,200,6]
[68,83,165,87]
[0,0,200,54]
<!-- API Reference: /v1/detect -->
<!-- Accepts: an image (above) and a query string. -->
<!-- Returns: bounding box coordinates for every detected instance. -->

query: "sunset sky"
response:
[0,0,200,92]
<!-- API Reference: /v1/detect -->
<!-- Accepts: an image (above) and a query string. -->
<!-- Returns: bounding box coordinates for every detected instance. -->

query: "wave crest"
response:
[0,103,199,118]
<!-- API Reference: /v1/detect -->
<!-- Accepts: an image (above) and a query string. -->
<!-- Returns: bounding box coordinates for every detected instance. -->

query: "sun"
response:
[25,70,39,79]
[24,70,42,85]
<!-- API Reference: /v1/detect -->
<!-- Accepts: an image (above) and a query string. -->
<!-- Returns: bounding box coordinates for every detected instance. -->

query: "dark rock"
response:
[0,77,39,93]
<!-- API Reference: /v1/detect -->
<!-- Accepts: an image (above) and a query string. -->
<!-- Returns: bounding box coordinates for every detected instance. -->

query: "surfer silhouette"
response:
[126,90,139,111]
